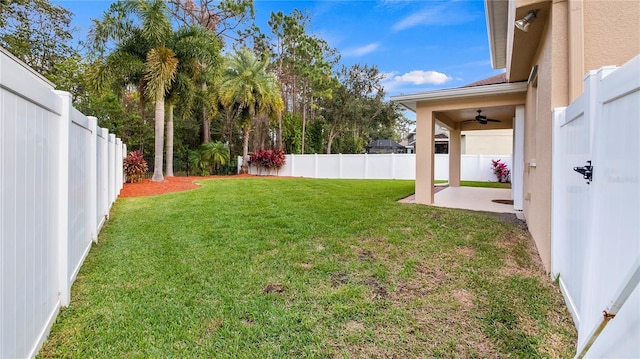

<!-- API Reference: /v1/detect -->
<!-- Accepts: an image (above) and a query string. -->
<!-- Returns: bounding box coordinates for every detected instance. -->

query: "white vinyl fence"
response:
[1,48,125,358]
[241,153,512,181]
[552,55,639,357]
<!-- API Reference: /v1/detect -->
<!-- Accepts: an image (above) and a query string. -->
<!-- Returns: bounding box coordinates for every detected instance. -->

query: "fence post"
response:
[116,138,123,194]
[391,153,396,179]
[364,153,369,179]
[108,134,116,207]
[87,117,98,243]
[99,128,109,223]
[339,153,343,178]
[290,154,295,177]
[53,90,71,307]
[314,153,318,178]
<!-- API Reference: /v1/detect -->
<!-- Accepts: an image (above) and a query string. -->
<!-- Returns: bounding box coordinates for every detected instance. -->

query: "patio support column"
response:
[415,105,435,204]
[448,127,461,187]
[513,105,525,210]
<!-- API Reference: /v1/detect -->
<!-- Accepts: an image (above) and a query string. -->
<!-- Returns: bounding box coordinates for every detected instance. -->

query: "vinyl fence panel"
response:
[577,55,640,358]
[96,127,109,231]
[0,48,125,358]
[67,108,95,288]
[1,49,65,359]
[552,55,640,358]
[243,153,510,181]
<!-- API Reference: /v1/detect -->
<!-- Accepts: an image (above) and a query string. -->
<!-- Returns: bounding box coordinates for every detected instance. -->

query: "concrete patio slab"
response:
[433,186,516,214]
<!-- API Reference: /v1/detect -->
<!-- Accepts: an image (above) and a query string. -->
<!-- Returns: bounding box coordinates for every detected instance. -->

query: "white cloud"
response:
[380,71,397,80]
[342,42,380,57]
[393,70,452,85]
[392,4,477,31]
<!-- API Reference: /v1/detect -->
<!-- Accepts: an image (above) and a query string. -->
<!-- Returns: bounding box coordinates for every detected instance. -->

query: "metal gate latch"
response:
[573,161,593,183]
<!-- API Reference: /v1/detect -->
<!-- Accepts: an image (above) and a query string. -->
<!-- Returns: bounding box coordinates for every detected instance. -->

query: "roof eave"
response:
[485,0,509,70]
[390,81,528,112]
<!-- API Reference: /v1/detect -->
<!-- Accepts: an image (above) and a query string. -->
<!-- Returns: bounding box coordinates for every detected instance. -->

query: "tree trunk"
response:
[327,125,337,154]
[277,52,284,149]
[202,106,210,143]
[202,82,210,143]
[165,103,174,177]
[277,111,283,149]
[151,94,165,182]
[240,125,250,174]
[301,101,307,154]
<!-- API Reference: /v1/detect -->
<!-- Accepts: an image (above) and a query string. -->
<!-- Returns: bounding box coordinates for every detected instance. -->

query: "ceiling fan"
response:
[462,109,501,125]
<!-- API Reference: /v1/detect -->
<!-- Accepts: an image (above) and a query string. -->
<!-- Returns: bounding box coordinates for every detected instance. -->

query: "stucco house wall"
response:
[391,0,639,272]
[515,0,639,270]
[583,1,640,83]
[462,129,513,155]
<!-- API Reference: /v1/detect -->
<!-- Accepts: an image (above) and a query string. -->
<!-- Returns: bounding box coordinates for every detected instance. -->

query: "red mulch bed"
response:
[120,174,255,198]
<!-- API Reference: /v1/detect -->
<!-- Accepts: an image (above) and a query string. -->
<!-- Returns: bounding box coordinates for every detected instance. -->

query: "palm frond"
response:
[144,46,178,101]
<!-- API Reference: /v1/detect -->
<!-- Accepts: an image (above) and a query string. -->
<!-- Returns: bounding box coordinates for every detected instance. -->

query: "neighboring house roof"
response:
[366,139,405,149]
[435,133,449,140]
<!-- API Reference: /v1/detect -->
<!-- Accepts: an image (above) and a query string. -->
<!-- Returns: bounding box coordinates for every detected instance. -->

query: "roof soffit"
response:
[507,0,552,81]
[390,82,527,112]
[485,0,509,69]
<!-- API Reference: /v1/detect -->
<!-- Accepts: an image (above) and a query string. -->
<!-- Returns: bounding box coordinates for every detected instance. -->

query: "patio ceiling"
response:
[435,105,516,131]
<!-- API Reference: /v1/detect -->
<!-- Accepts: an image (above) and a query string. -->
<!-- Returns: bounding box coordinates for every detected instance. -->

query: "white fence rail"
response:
[1,48,125,358]
[241,153,512,181]
[552,55,640,358]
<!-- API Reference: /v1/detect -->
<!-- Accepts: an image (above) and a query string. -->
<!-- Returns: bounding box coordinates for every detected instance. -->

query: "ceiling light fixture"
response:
[515,10,540,32]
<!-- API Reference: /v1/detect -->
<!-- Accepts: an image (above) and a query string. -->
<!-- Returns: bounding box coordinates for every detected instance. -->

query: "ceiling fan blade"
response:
[485,119,501,122]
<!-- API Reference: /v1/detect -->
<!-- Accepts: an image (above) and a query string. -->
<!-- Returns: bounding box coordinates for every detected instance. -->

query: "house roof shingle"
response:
[462,72,507,88]
[366,139,405,148]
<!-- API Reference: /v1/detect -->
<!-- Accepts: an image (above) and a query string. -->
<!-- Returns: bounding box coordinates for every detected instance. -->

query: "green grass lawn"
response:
[40,178,575,358]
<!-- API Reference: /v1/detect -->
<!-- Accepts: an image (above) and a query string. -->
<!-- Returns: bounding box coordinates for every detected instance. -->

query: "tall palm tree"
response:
[88,0,176,182]
[164,25,221,177]
[218,48,283,174]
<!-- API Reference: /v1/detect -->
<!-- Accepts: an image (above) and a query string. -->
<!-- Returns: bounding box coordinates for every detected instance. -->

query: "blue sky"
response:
[55,0,503,98]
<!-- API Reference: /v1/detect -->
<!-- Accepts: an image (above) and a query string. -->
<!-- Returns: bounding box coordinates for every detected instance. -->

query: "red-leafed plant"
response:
[124,150,148,183]
[249,149,286,174]
[491,159,511,183]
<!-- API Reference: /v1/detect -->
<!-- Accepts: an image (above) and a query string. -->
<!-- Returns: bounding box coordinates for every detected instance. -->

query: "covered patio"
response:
[400,186,517,214]
[392,74,527,213]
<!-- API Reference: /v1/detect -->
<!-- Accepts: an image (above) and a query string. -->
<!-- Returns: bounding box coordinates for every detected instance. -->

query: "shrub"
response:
[249,149,286,173]
[491,159,511,183]
[189,142,230,176]
[124,150,148,183]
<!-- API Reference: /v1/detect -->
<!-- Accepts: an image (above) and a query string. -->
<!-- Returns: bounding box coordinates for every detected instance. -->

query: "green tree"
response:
[321,64,399,154]
[89,0,178,182]
[201,141,230,172]
[0,0,76,79]
[266,10,338,152]
[189,141,229,176]
[165,25,221,176]
[282,112,302,154]
[167,0,254,144]
[167,0,254,42]
[218,48,283,173]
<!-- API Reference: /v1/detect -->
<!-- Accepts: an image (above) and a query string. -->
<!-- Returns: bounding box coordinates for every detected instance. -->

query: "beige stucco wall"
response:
[518,0,638,272]
[461,129,513,155]
[415,104,435,205]
[519,0,570,272]
[583,1,640,76]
